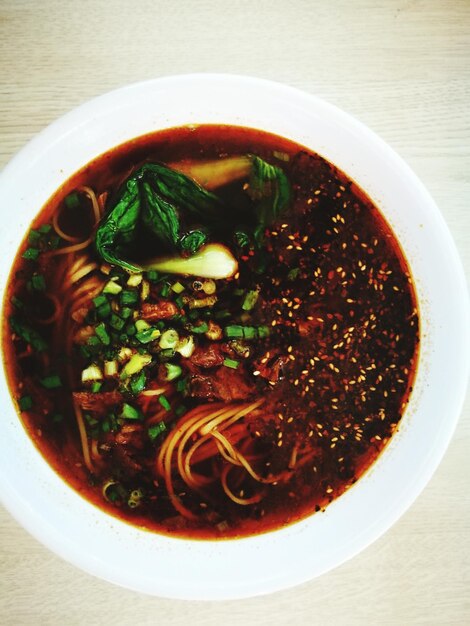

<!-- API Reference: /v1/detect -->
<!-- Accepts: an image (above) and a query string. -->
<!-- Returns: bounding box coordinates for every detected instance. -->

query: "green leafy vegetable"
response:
[248,156,291,245]
[95,163,221,271]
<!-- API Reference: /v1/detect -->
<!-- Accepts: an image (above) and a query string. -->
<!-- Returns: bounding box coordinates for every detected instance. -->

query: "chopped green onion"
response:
[242,289,259,311]
[129,370,147,394]
[30,274,46,291]
[175,295,184,309]
[128,489,144,508]
[159,348,175,360]
[161,363,182,381]
[120,289,139,306]
[93,294,108,308]
[191,322,209,334]
[125,322,136,337]
[224,325,245,339]
[148,421,167,441]
[103,280,122,295]
[288,267,300,281]
[81,364,103,383]
[120,353,152,379]
[11,296,24,310]
[38,224,52,234]
[104,360,118,377]
[176,378,188,392]
[158,394,171,411]
[175,405,187,417]
[18,395,33,411]
[175,335,195,358]
[127,273,142,287]
[136,327,161,344]
[171,281,185,294]
[120,306,133,319]
[91,382,102,393]
[120,403,143,420]
[223,358,239,369]
[109,314,125,331]
[28,229,42,245]
[135,319,150,332]
[96,301,112,319]
[146,270,160,282]
[40,374,62,389]
[224,325,270,340]
[160,283,170,298]
[64,191,81,210]
[258,325,270,338]
[22,247,40,261]
[215,309,231,320]
[95,322,111,345]
[159,328,179,349]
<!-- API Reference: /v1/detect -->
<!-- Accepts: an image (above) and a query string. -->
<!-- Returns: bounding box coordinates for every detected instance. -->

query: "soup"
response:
[2,125,419,538]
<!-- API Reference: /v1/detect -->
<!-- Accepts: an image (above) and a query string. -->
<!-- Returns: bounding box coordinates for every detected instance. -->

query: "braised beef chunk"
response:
[73,391,122,412]
[115,424,146,451]
[141,301,179,321]
[188,367,254,402]
[189,344,225,368]
[255,354,290,384]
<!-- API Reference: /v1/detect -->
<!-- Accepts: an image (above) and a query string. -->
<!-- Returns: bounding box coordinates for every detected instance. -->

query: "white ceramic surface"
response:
[0,74,468,600]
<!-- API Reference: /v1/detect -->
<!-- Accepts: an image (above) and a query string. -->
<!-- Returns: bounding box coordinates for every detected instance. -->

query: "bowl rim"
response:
[0,73,469,600]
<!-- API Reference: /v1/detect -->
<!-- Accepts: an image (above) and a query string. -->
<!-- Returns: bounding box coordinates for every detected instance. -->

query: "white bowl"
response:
[0,74,468,600]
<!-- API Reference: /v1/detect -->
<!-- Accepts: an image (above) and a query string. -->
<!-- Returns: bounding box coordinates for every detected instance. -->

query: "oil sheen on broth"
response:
[2,125,419,538]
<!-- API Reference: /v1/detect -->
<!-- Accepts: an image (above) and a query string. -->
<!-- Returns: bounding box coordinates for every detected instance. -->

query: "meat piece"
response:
[255,354,290,384]
[189,344,225,368]
[114,424,146,452]
[73,390,122,412]
[141,301,179,321]
[188,367,254,402]
[113,445,143,476]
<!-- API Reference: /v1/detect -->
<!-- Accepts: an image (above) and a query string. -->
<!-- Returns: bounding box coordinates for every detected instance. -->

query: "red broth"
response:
[2,125,419,538]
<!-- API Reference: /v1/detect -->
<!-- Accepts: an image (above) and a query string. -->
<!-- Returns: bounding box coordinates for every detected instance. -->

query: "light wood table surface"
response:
[1,1,469,624]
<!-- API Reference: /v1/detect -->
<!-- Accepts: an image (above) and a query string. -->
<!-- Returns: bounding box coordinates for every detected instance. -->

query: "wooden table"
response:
[1,1,469,624]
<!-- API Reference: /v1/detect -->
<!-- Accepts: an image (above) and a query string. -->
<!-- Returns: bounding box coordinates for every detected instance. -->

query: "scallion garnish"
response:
[161,363,182,381]
[95,322,111,345]
[91,381,102,393]
[148,421,166,442]
[30,274,46,291]
[191,322,209,334]
[109,314,125,331]
[160,283,170,298]
[120,289,139,306]
[120,403,143,420]
[241,289,259,311]
[223,358,239,369]
[171,281,185,294]
[129,370,147,394]
[135,327,161,344]
[224,325,245,338]
[93,294,108,308]
[40,374,62,389]
[18,395,33,411]
[176,378,187,392]
[175,405,187,417]
[64,191,81,210]
[96,301,112,319]
[22,247,40,261]
[158,394,171,411]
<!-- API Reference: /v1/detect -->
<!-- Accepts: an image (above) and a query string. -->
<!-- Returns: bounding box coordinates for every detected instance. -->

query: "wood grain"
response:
[0,1,469,624]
